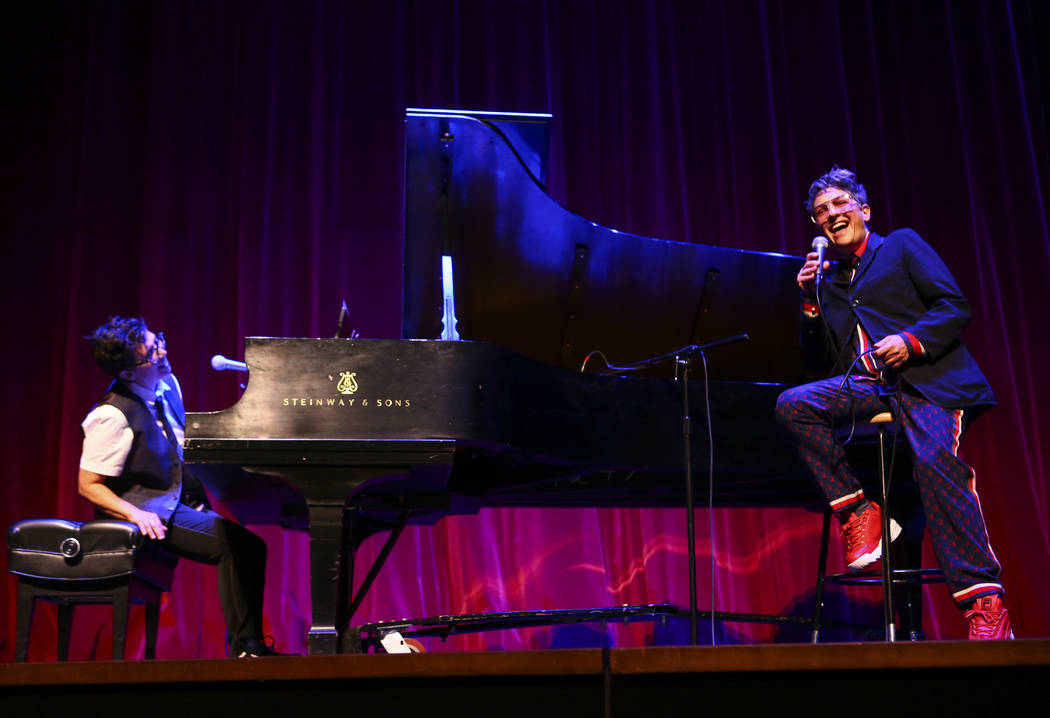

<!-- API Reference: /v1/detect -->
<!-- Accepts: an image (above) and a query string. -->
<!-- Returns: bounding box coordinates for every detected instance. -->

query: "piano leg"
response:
[306,503,352,656]
[240,449,456,655]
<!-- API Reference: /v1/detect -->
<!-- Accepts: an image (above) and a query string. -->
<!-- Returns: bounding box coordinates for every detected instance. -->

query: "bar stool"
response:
[811,412,946,642]
[7,518,178,661]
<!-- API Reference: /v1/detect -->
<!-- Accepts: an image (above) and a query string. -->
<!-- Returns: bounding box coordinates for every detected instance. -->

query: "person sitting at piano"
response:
[775,166,1012,639]
[78,315,283,657]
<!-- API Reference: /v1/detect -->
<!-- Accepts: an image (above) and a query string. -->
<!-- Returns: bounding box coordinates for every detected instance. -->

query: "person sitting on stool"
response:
[775,167,1011,639]
[78,315,283,656]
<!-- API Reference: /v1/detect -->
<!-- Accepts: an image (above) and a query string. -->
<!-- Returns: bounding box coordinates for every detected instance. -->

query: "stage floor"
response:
[3,640,1048,715]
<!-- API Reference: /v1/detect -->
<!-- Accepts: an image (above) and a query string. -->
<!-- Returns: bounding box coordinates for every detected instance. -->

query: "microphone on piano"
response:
[211,354,248,372]
[812,236,830,285]
[335,299,348,339]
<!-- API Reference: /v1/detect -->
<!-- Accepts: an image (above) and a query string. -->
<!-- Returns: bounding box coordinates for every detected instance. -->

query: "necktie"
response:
[154,394,181,460]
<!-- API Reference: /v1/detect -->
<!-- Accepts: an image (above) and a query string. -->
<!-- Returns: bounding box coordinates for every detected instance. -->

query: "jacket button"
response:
[851,299,860,307]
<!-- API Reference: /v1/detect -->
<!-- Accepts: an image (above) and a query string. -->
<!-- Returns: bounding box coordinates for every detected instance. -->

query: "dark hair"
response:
[805,165,868,214]
[87,315,148,376]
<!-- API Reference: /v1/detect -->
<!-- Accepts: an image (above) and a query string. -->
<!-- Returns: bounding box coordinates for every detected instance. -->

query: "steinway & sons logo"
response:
[336,371,358,395]
[280,370,412,408]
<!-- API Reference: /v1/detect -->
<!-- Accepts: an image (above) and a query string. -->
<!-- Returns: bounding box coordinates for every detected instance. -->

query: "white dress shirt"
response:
[80,375,184,476]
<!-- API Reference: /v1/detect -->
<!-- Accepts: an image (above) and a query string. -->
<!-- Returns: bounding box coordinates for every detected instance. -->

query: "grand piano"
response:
[184,109,820,655]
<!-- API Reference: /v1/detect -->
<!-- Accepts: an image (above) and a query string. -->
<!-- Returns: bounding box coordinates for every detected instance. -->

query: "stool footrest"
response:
[825,568,946,586]
[812,417,941,643]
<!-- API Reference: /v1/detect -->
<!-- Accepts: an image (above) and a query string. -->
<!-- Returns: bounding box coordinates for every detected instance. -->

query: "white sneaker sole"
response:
[847,518,902,571]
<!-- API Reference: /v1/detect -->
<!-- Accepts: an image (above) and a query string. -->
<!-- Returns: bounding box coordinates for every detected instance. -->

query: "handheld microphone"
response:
[812,236,830,285]
[210,354,248,372]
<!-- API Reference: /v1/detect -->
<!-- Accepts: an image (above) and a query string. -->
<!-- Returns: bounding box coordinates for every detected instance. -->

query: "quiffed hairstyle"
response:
[87,315,148,377]
[805,165,869,214]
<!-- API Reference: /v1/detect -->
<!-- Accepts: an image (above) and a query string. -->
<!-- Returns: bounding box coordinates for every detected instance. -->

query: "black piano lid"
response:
[403,109,809,385]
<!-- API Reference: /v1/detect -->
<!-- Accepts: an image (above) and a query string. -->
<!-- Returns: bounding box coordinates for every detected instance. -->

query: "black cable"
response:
[813,269,907,517]
[812,266,857,379]
[809,267,868,446]
[834,349,883,445]
[811,268,894,445]
[580,350,649,374]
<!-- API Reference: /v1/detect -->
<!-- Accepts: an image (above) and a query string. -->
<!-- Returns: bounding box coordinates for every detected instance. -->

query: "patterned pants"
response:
[775,376,1002,606]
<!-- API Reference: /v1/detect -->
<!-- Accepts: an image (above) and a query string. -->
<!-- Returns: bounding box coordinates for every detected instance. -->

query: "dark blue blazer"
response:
[804,229,995,412]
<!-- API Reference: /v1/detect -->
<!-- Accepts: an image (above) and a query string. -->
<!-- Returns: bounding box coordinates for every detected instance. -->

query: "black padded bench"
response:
[7,518,177,661]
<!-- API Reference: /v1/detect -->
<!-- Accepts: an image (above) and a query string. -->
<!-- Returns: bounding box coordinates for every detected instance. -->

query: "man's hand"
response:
[874,334,910,369]
[128,507,167,540]
[797,251,830,296]
[78,468,168,540]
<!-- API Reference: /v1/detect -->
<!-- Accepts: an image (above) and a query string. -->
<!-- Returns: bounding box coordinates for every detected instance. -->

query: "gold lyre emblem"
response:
[336,371,359,395]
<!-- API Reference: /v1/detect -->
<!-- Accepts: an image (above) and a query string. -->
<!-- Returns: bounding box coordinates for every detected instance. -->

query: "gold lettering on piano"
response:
[283,397,353,406]
[279,396,410,409]
[279,371,412,408]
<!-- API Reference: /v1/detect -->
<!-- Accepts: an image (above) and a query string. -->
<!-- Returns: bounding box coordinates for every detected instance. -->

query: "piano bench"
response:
[811,412,946,643]
[6,518,178,661]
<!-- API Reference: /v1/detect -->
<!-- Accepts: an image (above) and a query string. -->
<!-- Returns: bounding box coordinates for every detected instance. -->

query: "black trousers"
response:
[163,503,267,645]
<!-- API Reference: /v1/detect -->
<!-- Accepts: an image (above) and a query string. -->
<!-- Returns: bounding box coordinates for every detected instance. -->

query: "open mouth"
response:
[830,219,849,233]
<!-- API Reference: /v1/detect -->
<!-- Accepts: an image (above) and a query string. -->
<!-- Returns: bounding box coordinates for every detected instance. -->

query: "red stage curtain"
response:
[2,0,1047,658]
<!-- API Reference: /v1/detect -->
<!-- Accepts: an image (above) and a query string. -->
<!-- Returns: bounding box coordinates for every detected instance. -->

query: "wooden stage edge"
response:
[3,640,1050,685]
[3,641,1049,714]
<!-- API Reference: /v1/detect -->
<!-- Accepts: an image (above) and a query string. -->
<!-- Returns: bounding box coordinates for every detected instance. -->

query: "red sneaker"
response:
[966,594,1014,640]
[840,503,902,571]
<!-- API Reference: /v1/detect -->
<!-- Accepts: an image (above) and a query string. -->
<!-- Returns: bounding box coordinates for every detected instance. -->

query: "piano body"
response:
[185,109,818,655]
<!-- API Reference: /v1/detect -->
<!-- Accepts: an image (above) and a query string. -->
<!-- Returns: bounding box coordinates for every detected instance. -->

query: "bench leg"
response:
[111,584,130,660]
[15,581,35,662]
[145,598,160,659]
[57,603,74,661]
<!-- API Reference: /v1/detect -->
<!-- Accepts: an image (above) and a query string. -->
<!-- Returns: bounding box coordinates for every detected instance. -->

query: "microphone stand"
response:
[676,354,699,644]
[601,333,749,645]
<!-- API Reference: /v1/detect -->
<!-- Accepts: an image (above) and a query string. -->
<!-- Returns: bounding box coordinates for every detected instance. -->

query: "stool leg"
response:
[811,506,832,643]
[878,426,895,642]
[902,584,921,641]
[15,582,35,662]
[898,516,926,640]
[112,583,130,660]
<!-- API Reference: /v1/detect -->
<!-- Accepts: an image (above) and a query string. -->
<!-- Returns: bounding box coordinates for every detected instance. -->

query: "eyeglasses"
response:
[811,193,858,224]
[133,332,166,367]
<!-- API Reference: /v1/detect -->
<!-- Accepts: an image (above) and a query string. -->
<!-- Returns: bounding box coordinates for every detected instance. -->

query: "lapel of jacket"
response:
[851,232,884,286]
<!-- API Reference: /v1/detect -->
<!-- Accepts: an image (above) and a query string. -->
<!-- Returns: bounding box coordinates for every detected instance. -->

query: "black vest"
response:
[91,380,193,522]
